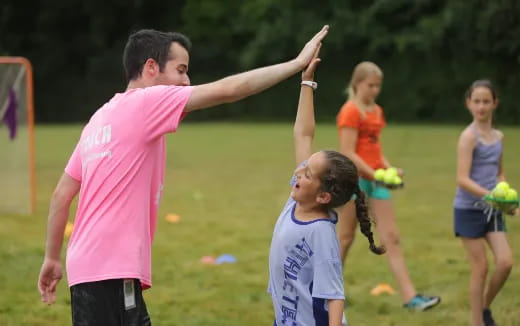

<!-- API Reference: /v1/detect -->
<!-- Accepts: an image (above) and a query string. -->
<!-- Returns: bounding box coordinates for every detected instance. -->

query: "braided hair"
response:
[354,187,385,255]
[320,150,385,255]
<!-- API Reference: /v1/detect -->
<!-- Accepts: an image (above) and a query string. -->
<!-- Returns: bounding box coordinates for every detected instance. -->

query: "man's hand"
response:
[295,25,329,70]
[185,25,329,112]
[38,258,62,305]
[302,44,321,81]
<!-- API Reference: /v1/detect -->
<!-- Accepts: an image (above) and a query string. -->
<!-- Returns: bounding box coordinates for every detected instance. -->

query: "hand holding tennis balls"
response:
[491,182,518,201]
[487,181,519,214]
[374,168,403,189]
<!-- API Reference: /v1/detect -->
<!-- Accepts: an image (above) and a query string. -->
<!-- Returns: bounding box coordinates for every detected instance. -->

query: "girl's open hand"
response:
[302,44,321,81]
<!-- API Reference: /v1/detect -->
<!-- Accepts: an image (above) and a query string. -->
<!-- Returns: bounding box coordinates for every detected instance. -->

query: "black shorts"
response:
[454,208,506,238]
[70,279,151,326]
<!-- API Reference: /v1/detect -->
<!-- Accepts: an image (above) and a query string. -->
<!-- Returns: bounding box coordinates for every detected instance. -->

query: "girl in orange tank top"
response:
[336,61,440,311]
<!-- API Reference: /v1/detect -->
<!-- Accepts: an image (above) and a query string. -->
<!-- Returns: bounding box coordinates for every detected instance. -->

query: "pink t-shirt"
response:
[64,85,193,289]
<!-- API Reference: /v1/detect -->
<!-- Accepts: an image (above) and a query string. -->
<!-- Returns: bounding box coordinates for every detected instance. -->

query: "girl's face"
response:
[466,86,497,123]
[355,74,382,104]
[291,152,328,205]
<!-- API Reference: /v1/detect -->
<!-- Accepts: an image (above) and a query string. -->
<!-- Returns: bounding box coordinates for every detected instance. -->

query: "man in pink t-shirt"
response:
[38,27,329,325]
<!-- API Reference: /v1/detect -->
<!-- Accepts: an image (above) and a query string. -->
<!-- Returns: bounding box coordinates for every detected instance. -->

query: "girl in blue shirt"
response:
[268,46,384,326]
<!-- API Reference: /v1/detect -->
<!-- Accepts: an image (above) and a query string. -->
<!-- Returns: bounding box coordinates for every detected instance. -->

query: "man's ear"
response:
[143,58,158,77]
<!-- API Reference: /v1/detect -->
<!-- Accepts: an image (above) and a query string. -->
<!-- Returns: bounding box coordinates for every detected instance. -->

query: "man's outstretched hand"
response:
[295,25,329,70]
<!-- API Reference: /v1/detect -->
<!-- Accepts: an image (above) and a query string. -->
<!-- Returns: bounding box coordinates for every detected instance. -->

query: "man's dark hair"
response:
[123,29,192,81]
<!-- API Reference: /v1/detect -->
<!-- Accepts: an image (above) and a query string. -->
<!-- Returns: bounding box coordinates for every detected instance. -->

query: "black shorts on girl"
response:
[454,207,506,238]
[70,278,151,326]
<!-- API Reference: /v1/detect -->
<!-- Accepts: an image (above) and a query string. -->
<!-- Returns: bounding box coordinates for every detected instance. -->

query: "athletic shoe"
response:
[403,294,441,311]
[483,308,497,326]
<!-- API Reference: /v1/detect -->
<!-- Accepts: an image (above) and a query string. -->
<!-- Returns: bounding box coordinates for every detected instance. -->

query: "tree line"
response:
[1,0,519,123]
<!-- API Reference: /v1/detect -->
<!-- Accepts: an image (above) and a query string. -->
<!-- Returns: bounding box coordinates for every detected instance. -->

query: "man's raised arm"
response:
[184,25,329,112]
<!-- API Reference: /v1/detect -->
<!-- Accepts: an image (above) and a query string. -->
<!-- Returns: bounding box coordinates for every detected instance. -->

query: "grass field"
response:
[1,123,520,326]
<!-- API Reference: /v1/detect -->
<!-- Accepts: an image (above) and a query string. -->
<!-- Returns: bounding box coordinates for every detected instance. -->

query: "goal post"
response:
[0,57,36,215]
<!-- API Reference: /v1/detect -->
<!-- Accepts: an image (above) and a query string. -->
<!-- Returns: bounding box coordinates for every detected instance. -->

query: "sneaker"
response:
[403,294,441,311]
[483,308,497,326]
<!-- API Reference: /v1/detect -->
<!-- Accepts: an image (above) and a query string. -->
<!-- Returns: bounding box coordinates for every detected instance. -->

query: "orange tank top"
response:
[336,100,386,170]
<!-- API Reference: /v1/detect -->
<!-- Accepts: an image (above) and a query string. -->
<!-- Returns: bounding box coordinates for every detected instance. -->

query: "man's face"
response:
[155,42,190,86]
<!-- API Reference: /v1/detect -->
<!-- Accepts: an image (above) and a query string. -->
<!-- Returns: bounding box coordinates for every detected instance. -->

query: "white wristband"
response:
[301,80,317,90]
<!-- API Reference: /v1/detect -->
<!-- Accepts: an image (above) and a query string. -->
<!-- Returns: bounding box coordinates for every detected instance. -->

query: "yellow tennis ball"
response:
[495,181,510,192]
[374,169,386,181]
[384,174,394,184]
[393,176,402,185]
[505,189,518,201]
[386,167,398,177]
[492,188,507,199]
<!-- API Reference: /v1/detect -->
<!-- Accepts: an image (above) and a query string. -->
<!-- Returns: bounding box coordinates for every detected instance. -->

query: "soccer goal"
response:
[0,57,36,215]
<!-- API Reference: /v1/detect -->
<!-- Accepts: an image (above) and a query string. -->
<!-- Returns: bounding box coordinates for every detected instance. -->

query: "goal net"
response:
[0,57,36,215]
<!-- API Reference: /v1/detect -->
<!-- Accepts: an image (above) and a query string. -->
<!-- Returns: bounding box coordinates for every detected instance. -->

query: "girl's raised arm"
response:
[294,45,321,166]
